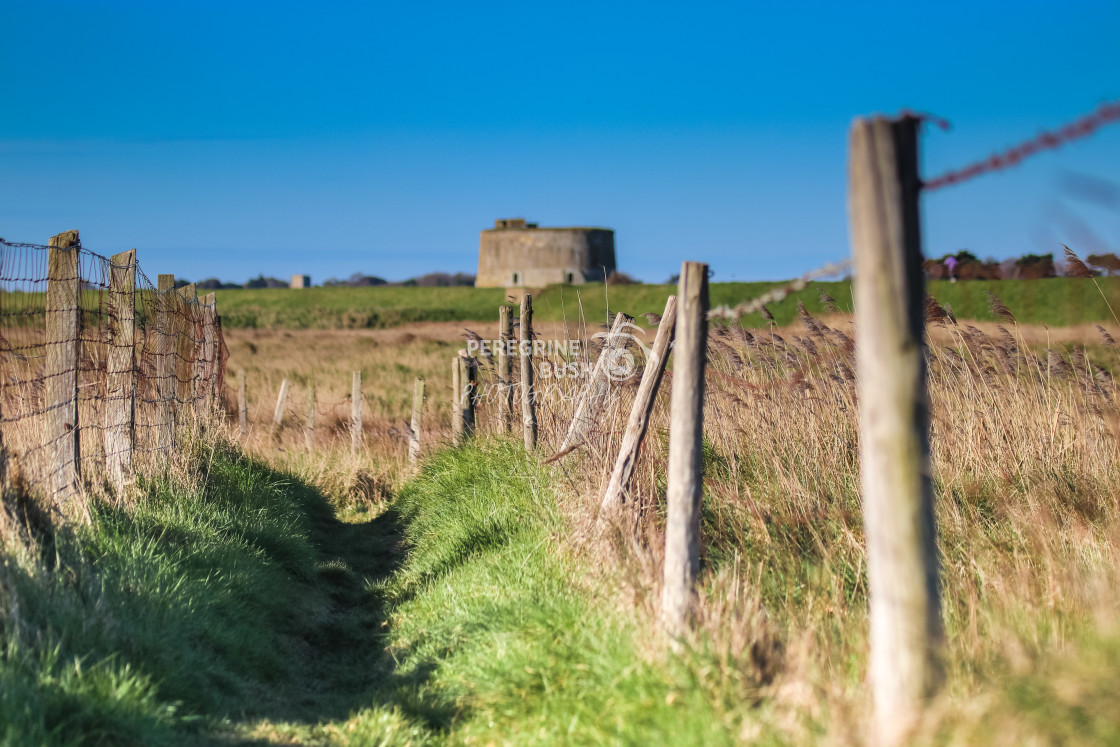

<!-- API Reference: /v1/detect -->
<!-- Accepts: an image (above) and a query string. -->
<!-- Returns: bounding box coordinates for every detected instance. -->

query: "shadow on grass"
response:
[0,444,453,745]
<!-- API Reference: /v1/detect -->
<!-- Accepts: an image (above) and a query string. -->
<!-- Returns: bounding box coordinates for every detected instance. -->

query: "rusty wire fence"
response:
[0,231,228,519]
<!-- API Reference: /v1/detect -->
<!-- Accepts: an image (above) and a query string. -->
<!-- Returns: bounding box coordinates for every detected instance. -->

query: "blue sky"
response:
[2,1,1118,284]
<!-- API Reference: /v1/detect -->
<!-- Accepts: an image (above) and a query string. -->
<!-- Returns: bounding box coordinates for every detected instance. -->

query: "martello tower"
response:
[476,218,616,288]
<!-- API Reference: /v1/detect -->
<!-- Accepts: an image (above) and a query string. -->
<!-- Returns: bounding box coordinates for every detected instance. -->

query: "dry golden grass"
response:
[224,305,1120,741]
[221,320,601,505]
[544,302,1120,743]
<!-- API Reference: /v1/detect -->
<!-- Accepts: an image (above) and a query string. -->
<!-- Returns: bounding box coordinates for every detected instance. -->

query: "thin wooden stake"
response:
[105,248,136,496]
[45,230,82,506]
[519,294,537,450]
[600,295,678,514]
[271,378,290,439]
[498,305,513,433]
[351,371,363,454]
[849,115,942,745]
[560,311,632,452]
[661,262,708,637]
[409,377,425,464]
[304,384,316,451]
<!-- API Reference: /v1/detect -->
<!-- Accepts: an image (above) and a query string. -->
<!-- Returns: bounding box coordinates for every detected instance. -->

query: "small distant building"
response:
[289,274,311,289]
[476,219,616,288]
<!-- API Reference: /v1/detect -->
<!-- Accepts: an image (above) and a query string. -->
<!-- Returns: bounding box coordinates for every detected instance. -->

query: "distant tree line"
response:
[925,250,1120,280]
[184,271,480,289]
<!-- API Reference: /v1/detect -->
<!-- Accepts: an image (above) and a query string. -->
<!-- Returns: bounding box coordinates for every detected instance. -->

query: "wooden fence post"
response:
[456,353,476,441]
[198,292,217,418]
[45,230,82,506]
[237,369,248,438]
[271,378,289,439]
[105,248,136,496]
[156,274,176,454]
[213,314,226,412]
[409,377,425,464]
[848,115,942,745]
[498,305,513,433]
[451,355,463,444]
[519,294,537,450]
[304,384,316,451]
[661,262,708,637]
[351,371,363,454]
[175,283,197,416]
[560,311,633,452]
[600,295,678,514]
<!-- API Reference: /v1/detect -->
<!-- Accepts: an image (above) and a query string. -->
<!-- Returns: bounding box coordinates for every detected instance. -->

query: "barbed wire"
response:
[921,99,1120,191]
[708,260,851,321]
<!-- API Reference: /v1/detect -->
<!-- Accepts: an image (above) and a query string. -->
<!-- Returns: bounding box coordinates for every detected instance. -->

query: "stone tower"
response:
[476,218,616,288]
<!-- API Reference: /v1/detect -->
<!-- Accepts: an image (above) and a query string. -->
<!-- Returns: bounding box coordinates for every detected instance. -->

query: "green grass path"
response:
[1,441,754,745]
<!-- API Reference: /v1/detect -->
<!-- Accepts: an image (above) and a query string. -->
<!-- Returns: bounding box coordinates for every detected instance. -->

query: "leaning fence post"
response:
[519,294,537,450]
[661,262,708,638]
[351,370,363,454]
[237,369,248,438]
[45,230,82,506]
[498,305,513,433]
[409,377,425,464]
[156,274,176,454]
[271,378,289,440]
[849,115,942,745]
[304,384,316,451]
[600,295,678,514]
[560,311,633,452]
[105,248,136,496]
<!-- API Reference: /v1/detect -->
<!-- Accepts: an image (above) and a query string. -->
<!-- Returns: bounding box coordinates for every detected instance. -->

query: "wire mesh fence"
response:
[0,233,228,518]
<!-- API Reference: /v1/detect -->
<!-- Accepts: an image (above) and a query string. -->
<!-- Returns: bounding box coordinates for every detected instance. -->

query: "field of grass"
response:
[212,277,1120,330]
[7,278,1120,744]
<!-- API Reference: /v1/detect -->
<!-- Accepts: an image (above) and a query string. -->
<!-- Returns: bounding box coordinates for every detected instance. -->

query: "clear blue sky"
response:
[2,1,1118,284]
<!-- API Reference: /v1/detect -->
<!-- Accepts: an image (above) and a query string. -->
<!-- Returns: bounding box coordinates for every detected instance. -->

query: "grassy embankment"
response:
[0,437,761,745]
[7,432,1120,744]
[213,277,1120,329]
[0,439,402,744]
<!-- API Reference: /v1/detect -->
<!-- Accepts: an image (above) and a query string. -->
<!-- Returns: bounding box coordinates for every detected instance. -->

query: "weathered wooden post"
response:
[498,305,513,433]
[271,378,290,439]
[351,371,363,454]
[451,355,463,444]
[560,311,633,452]
[457,353,477,441]
[156,274,176,454]
[174,283,197,414]
[237,369,248,438]
[519,294,537,450]
[303,384,316,451]
[661,262,708,637]
[848,114,942,745]
[198,292,218,418]
[600,295,678,513]
[409,377,425,464]
[45,230,82,505]
[105,248,136,496]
